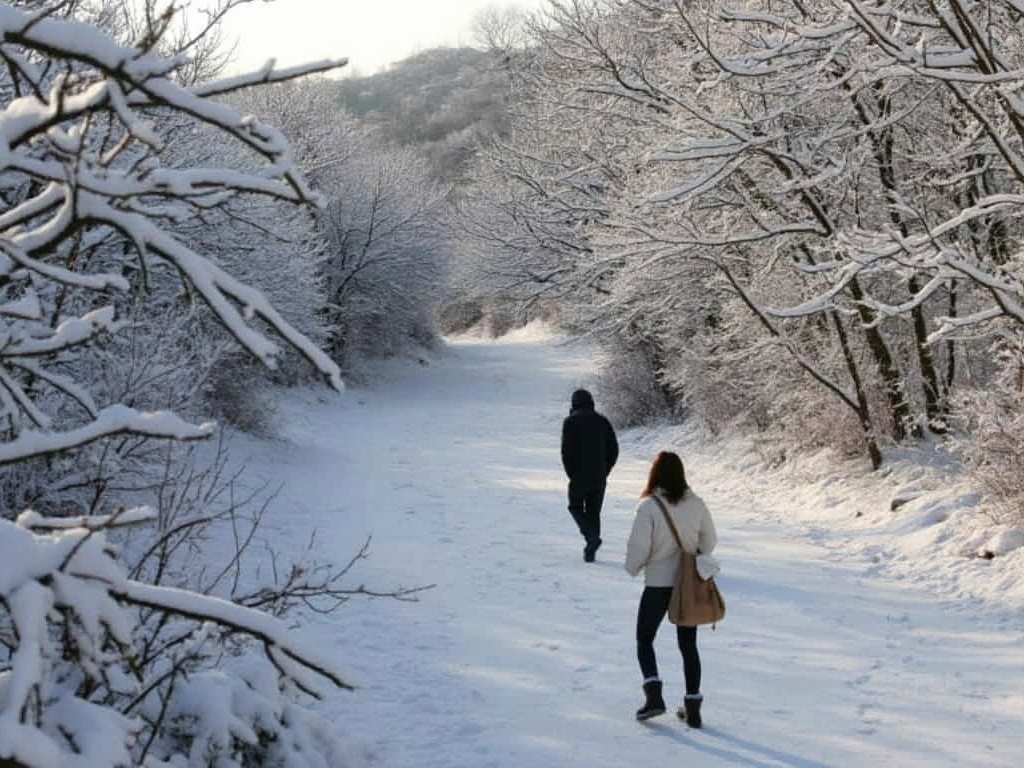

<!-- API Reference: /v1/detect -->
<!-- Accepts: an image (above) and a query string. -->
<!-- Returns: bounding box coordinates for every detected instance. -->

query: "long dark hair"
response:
[641,451,688,504]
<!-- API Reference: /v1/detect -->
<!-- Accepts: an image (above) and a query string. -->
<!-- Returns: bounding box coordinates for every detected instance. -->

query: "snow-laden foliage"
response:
[0,2,366,765]
[0,1,343,467]
[227,78,450,378]
[949,335,1024,525]
[318,136,448,370]
[0,509,351,767]
[456,0,1024,482]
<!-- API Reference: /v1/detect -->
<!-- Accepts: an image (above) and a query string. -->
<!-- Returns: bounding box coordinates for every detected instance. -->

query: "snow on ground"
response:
[225,327,1024,767]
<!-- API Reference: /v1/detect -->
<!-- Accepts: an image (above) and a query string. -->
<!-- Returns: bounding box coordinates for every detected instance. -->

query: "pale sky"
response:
[222,0,544,77]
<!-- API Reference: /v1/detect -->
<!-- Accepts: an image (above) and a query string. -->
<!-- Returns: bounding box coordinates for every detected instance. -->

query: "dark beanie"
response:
[571,388,595,410]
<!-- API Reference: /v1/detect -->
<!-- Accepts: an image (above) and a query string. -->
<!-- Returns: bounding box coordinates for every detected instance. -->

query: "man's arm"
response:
[605,418,619,474]
[561,418,574,477]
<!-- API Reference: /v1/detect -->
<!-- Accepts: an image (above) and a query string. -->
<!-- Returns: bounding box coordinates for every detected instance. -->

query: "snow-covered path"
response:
[238,331,1024,767]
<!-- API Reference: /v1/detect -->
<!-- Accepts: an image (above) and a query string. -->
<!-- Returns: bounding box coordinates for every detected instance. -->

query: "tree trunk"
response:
[831,309,882,469]
[845,275,909,440]
[946,284,958,393]
[909,275,945,430]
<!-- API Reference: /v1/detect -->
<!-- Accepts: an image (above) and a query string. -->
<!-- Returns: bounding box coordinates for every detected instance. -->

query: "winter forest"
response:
[1,0,1023,766]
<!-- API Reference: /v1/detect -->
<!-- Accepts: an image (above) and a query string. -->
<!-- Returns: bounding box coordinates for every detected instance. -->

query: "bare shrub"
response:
[949,339,1024,525]
[767,381,877,463]
[438,300,487,335]
[595,343,672,429]
[484,302,521,338]
[202,356,279,436]
[0,437,435,766]
[435,297,527,338]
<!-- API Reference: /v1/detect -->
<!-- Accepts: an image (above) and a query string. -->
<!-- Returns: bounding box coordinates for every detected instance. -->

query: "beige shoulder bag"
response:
[650,494,725,627]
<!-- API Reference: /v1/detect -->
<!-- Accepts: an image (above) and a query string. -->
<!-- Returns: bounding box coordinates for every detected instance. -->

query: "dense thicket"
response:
[455,0,1024,520]
[0,2,434,764]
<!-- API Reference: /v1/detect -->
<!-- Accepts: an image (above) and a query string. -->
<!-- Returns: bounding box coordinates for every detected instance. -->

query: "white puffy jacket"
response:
[624,490,717,587]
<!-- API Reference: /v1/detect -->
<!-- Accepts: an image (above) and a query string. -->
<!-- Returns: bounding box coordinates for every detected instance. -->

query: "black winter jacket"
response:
[561,404,618,485]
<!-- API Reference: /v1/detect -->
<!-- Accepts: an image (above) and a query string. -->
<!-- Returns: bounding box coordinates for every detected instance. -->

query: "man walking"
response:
[561,388,619,562]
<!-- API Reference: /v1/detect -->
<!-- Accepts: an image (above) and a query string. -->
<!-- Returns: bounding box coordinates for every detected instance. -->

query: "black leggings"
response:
[636,586,701,695]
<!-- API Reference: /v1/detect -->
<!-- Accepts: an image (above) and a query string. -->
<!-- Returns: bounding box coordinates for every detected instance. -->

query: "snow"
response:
[976,528,1024,559]
[0,289,40,319]
[6,358,98,419]
[76,193,343,392]
[0,504,352,766]
[0,405,215,464]
[7,306,117,356]
[218,330,1024,768]
[194,58,349,99]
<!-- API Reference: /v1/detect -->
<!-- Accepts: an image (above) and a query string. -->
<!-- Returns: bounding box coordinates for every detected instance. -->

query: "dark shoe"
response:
[636,680,666,721]
[583,547,595,562]
[678,694,702,728]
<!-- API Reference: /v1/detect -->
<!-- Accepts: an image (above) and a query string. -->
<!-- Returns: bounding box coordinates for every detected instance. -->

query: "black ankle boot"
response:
[635,680,666,721]
[678,694,702,728]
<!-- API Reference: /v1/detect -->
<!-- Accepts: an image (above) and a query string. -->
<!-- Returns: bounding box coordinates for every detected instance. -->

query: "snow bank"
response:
[657,423,1024,611]
[492,319,562,343]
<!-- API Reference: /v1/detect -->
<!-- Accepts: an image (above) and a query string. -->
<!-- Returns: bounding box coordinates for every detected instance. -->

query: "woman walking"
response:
[624,451,717,725]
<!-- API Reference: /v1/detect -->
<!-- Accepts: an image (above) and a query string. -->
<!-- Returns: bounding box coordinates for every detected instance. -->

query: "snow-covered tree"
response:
[450,0,1024,490]
[0,2,367,764]
[226,77,451,374]
[0,2,343,465]
[317,131,449,369]
[456,0,1023,464]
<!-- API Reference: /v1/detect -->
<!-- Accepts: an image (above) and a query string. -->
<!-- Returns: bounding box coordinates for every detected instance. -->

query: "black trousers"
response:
[636,586,701,695]
[567,479,605,549]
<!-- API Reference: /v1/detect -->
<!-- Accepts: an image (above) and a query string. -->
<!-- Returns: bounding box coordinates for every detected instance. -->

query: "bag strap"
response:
[649,494,685,552]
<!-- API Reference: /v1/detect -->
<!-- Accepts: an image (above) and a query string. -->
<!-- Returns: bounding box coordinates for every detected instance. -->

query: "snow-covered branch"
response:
[107,580,352,693]
[0,509,352,766]
[0,405,214,464]
[0,0,344,463]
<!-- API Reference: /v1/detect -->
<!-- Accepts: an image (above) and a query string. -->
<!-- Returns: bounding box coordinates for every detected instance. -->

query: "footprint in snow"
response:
[848,673,872,688]
[457,721,484,737]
